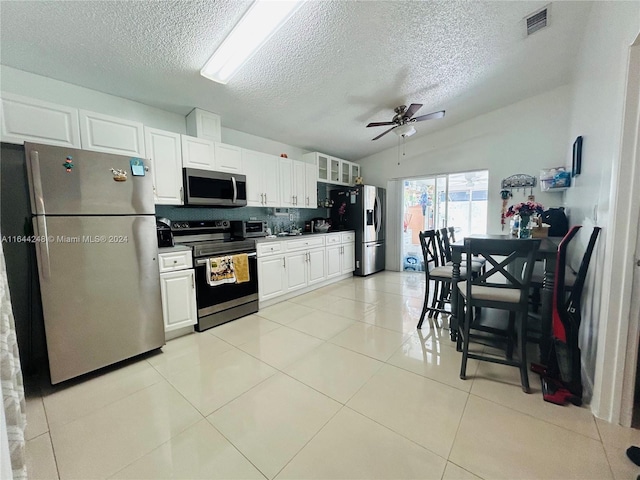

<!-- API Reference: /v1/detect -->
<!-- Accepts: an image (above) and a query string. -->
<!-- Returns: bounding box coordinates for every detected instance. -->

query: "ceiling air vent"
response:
[526,8,548,35]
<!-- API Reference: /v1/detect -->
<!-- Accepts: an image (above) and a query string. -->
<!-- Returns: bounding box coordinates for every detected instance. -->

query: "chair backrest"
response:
[419,230,443,275]
[436,228,452,263]
[448,226,456,243]
[464,237,541,307]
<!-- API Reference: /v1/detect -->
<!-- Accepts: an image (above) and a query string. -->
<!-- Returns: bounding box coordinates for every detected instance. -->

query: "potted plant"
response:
[505,201,545,238]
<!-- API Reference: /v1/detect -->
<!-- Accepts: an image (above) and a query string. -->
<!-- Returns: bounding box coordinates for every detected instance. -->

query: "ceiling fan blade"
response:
[372,126,396,141]
[403,103,423,119]
[366,121,396,127]
[412,110,445,122]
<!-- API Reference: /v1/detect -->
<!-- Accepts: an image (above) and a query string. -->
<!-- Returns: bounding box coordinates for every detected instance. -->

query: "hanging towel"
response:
[206,256,236,286]
[233,254,250,284]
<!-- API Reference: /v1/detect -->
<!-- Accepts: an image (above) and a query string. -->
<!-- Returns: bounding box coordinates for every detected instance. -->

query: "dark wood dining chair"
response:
[458,237,541,392]
[417,230,470,329]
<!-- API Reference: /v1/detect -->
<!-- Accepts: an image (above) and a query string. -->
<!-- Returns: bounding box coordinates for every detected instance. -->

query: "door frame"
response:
[592,36,640,425]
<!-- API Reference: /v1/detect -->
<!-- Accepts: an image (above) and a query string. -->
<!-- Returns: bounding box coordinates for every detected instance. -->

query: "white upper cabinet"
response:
[181,134,215,170]
[214,142,242,173]
[144,127,183,205]
[280,157,314,208]
[304,162,318,208]
[350,163,360,184]
[303,151,360,186]
[279,157,294,207]
[79,110,145,156]
[1,92,81,148]
[186,108,221,143]
[314,152,330,182]
[243,149,279,207]
[292,160,306,207]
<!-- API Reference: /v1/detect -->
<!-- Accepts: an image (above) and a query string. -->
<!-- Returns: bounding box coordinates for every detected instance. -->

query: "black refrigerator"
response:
[330,185,385,276]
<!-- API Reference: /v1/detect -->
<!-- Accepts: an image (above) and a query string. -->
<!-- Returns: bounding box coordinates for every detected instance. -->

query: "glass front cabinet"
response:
[303,151,361,186]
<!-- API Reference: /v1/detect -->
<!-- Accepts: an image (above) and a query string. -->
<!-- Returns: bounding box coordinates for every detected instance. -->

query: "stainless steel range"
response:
[171,220,259,332]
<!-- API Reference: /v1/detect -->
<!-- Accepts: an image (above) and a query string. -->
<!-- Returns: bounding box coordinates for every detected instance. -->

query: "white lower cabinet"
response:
[286,248,326,293]
[326,244,342,279]
[159,250,197,332]
[308,248,326,285]
[257,254,287,301]
[327,232,355,278]
[257,232,353,304]
[286,251,308,292]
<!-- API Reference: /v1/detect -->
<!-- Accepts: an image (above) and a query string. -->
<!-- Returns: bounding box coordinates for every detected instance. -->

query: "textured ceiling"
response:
[0,1,592,160]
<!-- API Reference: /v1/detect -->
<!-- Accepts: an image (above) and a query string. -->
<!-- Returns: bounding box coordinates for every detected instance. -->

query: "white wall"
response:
[357,85,573,235]
[222,127,309,162]
[564,2,640,420]
[1,65,186,133]
[0,65,308,159]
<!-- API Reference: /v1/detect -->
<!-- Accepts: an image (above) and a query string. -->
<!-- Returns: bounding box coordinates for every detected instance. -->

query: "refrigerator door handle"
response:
[34,216,51,280]
[374,194,381,235]
[231,176,238,204]
[29,150,46,215]
[367,243,384,247]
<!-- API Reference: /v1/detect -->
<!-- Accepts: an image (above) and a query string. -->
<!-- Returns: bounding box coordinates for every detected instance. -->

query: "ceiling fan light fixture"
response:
[393,124,416,138]
[201,0,305,84]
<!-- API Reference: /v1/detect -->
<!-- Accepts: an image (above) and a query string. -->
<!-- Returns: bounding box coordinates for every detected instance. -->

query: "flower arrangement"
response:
[505,201,544,218]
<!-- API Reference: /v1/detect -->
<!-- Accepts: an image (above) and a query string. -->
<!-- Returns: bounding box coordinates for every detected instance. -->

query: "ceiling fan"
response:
[366,104,445,141]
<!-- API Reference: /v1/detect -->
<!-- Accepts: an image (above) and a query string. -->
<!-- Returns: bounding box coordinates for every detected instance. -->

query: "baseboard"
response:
[582,362,594,405]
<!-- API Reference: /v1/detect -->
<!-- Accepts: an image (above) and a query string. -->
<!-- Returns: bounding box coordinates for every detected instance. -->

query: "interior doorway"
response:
[401,170,488,272]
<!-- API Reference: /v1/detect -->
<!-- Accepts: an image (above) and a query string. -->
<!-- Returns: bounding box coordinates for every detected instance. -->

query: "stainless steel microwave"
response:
[183,168,247,207]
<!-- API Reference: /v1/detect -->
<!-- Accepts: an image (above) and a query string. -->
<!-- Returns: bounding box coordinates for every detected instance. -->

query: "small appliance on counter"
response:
[156,218,174,247]
[231,220,268,239]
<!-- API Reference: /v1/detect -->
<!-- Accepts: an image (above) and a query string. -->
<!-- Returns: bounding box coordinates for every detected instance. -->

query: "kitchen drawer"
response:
[159,251,192,272]
[258,241,283,256]
[341,232,355,243]
[325,233,341,245]
[285,236,325,252]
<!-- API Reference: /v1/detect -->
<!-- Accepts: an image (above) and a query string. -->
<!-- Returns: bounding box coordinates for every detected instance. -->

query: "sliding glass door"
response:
[401,171,488,272]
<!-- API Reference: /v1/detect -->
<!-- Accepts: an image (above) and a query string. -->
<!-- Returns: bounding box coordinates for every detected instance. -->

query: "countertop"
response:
[255,230,354,243]
[158,245,191,253]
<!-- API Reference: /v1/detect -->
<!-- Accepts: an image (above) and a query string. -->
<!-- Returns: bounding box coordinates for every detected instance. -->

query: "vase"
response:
[518,215,531,239]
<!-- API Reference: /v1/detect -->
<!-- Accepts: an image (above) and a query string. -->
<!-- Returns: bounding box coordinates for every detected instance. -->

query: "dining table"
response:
[449,234,561,360]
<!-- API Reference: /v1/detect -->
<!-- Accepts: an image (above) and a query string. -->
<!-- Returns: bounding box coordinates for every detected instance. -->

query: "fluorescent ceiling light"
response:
[201,0,305,84]
[394,124,416,137]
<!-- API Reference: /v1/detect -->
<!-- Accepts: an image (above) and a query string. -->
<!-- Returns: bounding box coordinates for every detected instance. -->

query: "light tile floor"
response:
[24,271,634,479]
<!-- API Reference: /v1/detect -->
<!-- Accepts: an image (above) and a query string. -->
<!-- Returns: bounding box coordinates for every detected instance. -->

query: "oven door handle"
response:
[195,252,257,266]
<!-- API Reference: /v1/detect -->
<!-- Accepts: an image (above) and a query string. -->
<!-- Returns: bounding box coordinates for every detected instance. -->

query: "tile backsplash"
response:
[156,184,337,232]
[156,205,329,231]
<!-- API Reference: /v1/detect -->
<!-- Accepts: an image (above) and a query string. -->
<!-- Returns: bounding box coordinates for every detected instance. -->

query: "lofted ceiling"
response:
[0,1,592,160]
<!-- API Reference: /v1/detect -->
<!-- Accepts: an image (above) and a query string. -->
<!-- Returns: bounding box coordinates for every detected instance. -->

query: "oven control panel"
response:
[171,220,230,231]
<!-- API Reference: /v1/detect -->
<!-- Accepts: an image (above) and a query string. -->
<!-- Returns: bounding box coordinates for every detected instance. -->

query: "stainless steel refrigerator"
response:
[25,142,164,384]
[330,185,385,276]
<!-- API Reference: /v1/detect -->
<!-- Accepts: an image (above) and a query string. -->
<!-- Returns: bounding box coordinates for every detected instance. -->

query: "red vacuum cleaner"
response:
[532,225,601,406]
